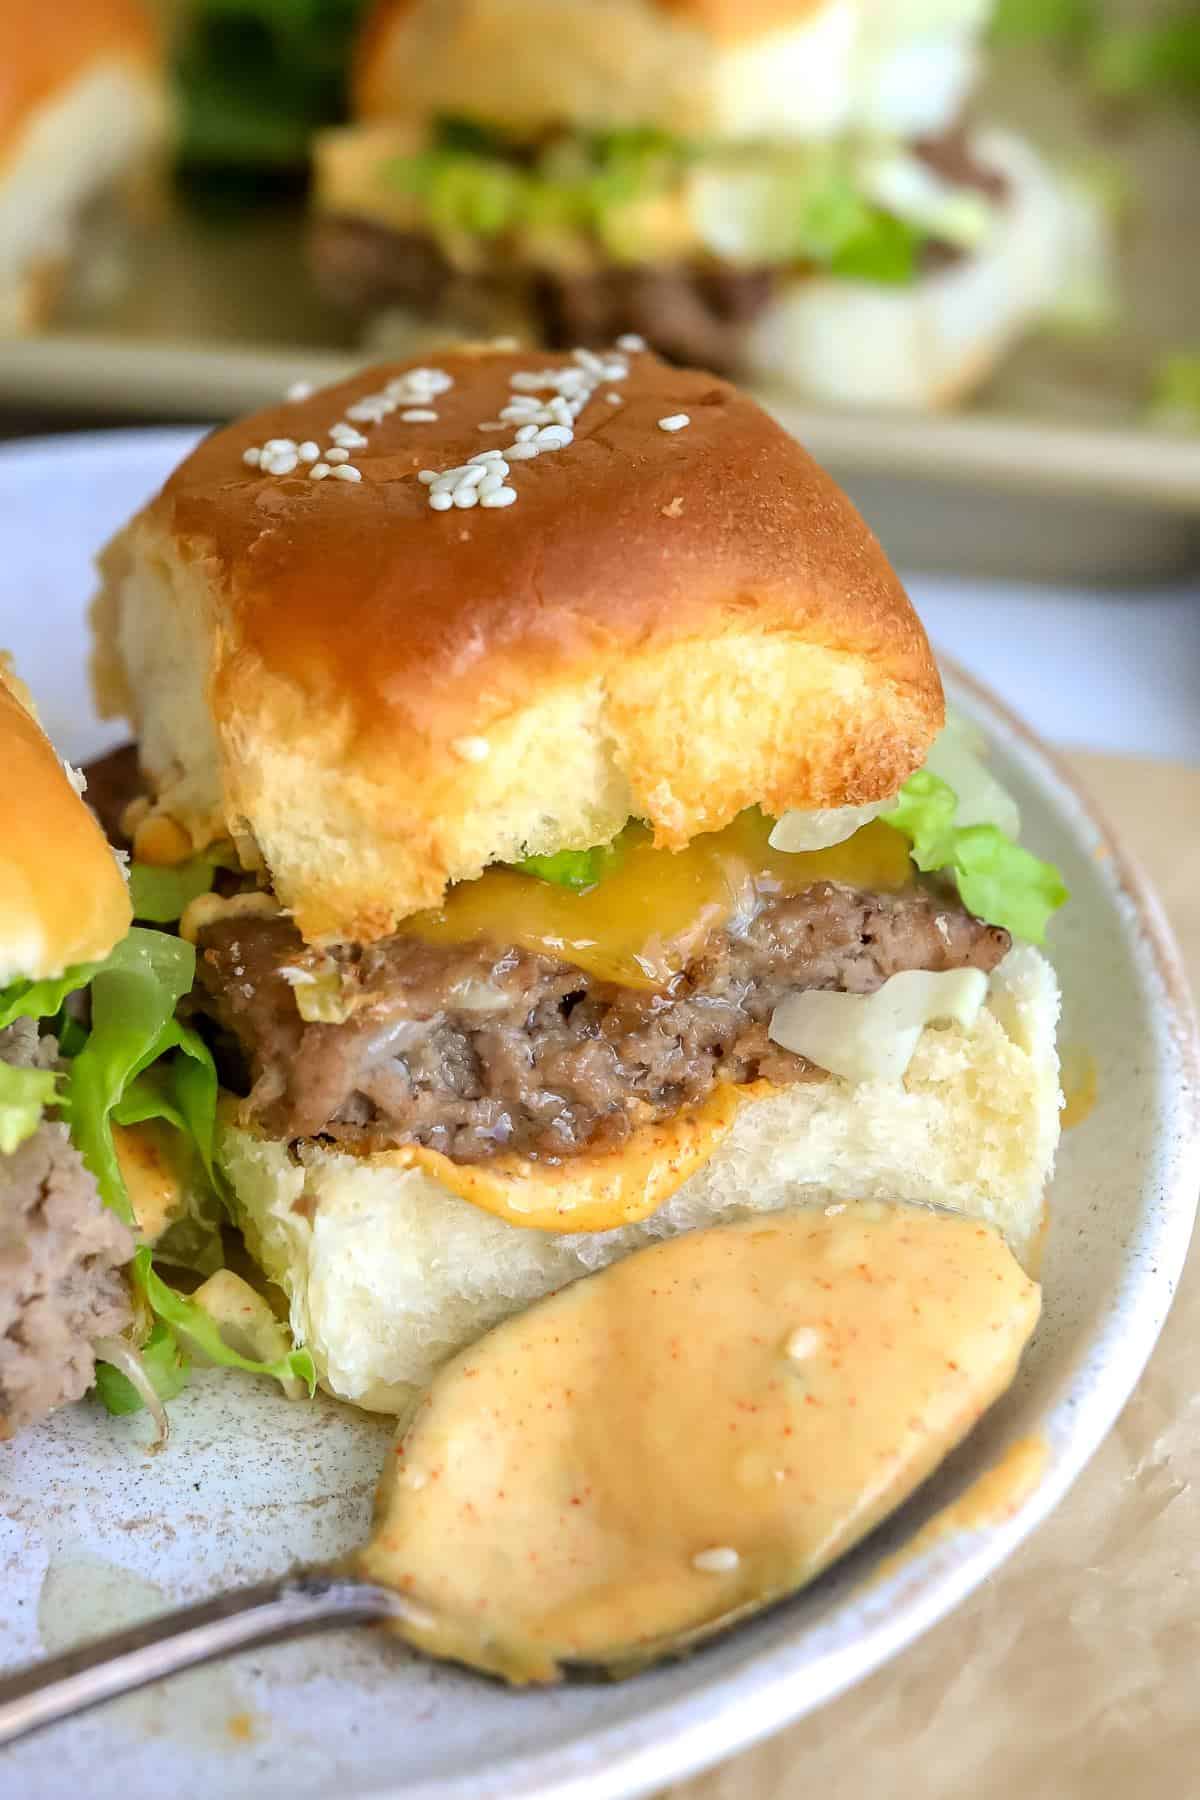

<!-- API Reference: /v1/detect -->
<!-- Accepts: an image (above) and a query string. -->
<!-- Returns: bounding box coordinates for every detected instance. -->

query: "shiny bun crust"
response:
[0,0,160,161]
[0,662,131,987]
[92,347,941,945]
[354,0,835,139]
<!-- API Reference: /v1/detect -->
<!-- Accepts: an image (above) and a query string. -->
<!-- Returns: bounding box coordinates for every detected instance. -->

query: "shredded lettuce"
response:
[515,841,626,891]
[132,1248,317,1397]
[129,857,217,924]
[0,1063,61,1155]
[828,210,922,285]
[62,930,205,1227]
[94,1321,190,1417]
[0,963,99,1030]
[883,771,1068,943]
[391,129,930,279]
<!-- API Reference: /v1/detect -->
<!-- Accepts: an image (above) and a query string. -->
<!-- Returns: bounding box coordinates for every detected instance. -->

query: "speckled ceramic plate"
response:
[0,431,1196,1800]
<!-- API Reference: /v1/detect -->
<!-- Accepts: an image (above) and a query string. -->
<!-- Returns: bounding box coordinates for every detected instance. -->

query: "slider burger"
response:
[0,0,166,334]
[312,0,1074,407]
[92,343,1066,1414]
[0,661,134,1434]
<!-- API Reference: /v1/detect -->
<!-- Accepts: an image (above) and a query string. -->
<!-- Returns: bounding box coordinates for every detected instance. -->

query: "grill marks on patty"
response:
[194,884,1010,1165]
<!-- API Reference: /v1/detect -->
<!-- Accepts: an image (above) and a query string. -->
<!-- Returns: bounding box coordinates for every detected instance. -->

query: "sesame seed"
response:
[418,469,438,484]
[478,471,506,499]
[402,409,439,422]
[452,736,491,762]
[617,333,646,352]
[477,421,507,431]
[429,490,453,511]
[263,438,296,454]
[505,442,539,461]
[331,463,362,482]
[242,447,262,467]
[285,380,314,402]
[453,486,479,508]
[330,423,368,448]
[692,1547,740,1574]
[606,392,622,405]
[535,425,572,448]
[480,486,517,507]
[468,449,506,465]
[297,441,320,462]
[515,423,539,442]
[309,463,331,480]
[785,1327,821,1361]
[263,451,298,475]
[658,414,690,432]
[326,447,351,463]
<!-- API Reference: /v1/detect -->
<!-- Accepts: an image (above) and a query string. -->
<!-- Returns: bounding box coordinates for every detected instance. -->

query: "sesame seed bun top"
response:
[0,0,160,164]
[92,345,941,945]
[0,661,131,987]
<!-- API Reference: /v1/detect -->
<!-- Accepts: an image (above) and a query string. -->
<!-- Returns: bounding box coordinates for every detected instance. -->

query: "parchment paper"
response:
[665,753,1200,1800]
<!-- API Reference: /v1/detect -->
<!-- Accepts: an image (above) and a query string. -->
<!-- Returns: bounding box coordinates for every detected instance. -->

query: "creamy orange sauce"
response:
[407,815,912,989]
[360,1204,1041,1682]
[375,1081,773,1232]
[1060,1047,1099,1131]
[869,1435,1048,1588]
[112,1121,186,1244]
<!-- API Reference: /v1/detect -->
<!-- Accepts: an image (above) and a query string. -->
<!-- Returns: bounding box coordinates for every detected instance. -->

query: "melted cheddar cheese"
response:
[375,1082,775,1233]
[408,815,912,989]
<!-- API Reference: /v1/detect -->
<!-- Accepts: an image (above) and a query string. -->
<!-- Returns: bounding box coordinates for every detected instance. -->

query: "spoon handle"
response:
[0,1571,405,1747]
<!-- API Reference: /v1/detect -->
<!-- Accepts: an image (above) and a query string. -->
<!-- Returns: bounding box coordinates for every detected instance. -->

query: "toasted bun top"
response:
[0,661,131,987]
[353,0,843,138]
[0,0,160,162]
[95,346,940,943]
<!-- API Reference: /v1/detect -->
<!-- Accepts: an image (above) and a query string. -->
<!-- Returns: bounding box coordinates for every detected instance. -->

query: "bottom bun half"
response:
[220,946,1061,1414]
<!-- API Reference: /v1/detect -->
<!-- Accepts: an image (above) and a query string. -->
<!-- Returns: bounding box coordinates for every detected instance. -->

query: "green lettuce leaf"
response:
[133,1248,317,1397]
[828,209,923,285]
[515,841,625,891]
[129,857,217,924]
[94,1321,190,1417]
[62,930,204,1226]
[0,1062,61,1155]
[0,963,100,1030]
[883,771,1068,943]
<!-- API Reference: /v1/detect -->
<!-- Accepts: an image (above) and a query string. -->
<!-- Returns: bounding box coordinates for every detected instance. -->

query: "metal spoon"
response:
[0,1571,415,1747]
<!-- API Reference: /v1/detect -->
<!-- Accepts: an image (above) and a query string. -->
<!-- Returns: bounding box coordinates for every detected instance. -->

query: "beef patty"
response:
[0,1021,133,1437]
[195,883,1010,1165]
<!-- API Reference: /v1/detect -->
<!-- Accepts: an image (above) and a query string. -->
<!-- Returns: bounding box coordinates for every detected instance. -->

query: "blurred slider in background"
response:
[309,0,1093,408]
[0,2,167,334]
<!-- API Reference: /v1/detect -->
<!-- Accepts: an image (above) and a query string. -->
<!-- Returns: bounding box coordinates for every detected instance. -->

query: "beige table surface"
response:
[665,752,1200,1800]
